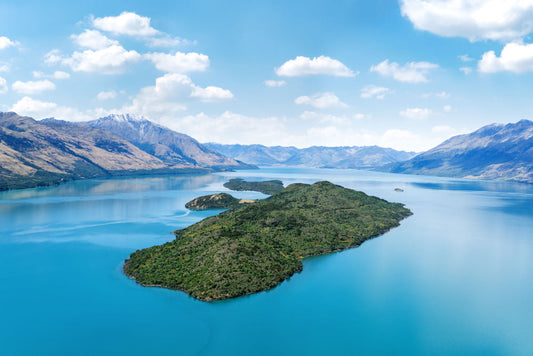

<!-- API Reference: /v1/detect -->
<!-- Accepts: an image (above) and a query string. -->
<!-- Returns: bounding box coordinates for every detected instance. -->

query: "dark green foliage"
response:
[124,181,412,301]
[223,178,284,195]
[185,193,243,210]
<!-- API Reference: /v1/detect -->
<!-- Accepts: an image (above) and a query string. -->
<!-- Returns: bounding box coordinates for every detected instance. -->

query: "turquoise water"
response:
[1,168,533,355]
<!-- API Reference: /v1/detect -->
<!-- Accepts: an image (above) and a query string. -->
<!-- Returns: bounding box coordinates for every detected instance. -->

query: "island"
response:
[185,193,253,210]
[223,178,284,195]
[124,181,412,301]
[394,188,404,192]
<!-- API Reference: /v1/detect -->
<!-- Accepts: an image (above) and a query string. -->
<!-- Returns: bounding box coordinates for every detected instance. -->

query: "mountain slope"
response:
[385,120,533,183]
[204,143,416,168]
[87,114,248,169]
[0,112,171,190]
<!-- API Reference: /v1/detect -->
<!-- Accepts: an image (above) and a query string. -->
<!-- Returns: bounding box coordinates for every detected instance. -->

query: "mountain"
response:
[204,143,416,168]
[384,120,533,183]
[0,112,250,191]
[0,112,172,190]
[86,114,248,169]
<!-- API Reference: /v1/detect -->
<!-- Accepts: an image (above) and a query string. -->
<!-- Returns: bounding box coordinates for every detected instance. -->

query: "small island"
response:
[394,188,404,192]
[185,193,253,210]
[223,178,284,195]
[124,181,412,301]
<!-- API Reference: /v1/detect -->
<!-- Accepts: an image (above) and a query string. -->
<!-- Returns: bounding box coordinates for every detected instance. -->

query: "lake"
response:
[1,168,532,355]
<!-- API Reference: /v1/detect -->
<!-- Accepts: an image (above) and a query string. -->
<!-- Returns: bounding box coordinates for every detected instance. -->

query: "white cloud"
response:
[0,36,18,49]
[422,91,450,98]
[92,12,159,36]
[0,76,7,94]
[145,51,210,73]
[264,80,286,87]
[61,45,141,74]
[400,0,533,42]
[160,111,288,146]
[371,59,438,83]
[12,80,56,94]
[479,42,533,73]
[10,96,93,121]
[71,29,119,50]
[32,71,70,79]
[147,35,192,48]
[97,91,117,100]
[44,49,63,65]
[191,86,234,102]
[0,63,9,72]
[276,55,356,77]
[360,85,391,99]
[294,92,348,109]
[121,73,233,117]
[460,67,473,75]
[459,54,474,62]
[400,107,432,120]
[443,105,452,112]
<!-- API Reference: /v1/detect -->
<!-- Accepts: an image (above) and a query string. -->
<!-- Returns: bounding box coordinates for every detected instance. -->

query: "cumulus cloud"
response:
[145,51,210,73]
[61,45,141,74]
[0,63,9,72]
[10,96,93,121]
[0,36,18,50]
[264,80,286,87]
[421,91,450,98]
[32,71,70,79]
[12,80,56,94]
[360,85,391,99]
[294,92,348,109]
[122,73,233,117]
[400,107,432,120]
[44,49,63,65]
[400,0,533,42]
[479,42,533,73]
[460,67,473,75]
[92,12,159,36]
[147,35,187,48]
[71,29,119,50]
[371,59,438,83]
[276,55,356,77]
[97,91,117,100]
[191,86,234,102]
[0,76,7,94]
[459,54,474,62]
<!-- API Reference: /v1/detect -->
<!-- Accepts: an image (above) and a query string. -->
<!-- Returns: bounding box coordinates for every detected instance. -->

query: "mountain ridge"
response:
[383,119,533,183]
[204,143,417,168]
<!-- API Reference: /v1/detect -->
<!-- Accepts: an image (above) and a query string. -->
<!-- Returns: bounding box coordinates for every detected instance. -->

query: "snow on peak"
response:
[102,113,148,123]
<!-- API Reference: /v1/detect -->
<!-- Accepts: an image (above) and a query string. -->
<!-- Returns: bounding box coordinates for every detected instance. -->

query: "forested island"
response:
[185,193,252,210]
[124,181,412,301]
[223,178,284,195]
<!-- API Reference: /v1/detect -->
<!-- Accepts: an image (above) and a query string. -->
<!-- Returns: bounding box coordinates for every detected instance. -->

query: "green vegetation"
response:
[185,193,245,210]
[223,178,284,195]
[124,181,412,301]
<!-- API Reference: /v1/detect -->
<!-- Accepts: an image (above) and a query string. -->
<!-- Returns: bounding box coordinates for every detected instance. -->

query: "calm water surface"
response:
[1,168,532,355]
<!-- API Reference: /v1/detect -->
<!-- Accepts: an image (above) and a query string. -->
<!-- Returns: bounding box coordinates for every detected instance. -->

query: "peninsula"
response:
[124,181,412,301]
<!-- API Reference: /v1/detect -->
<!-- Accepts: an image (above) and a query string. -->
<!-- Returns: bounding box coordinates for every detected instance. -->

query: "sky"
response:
[1,0,533,152]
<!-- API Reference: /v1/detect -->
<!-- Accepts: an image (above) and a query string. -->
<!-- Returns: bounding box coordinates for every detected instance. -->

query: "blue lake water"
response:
[1,168,533,355]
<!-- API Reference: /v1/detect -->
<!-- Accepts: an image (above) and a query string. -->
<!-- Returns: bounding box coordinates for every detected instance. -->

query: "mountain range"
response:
[1,111,531,190]
[204,143,417,169]
[384,119,533,184]
[0,112,249,191]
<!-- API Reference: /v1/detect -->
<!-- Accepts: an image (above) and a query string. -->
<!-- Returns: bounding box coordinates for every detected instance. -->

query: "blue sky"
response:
[1,0,533,151]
